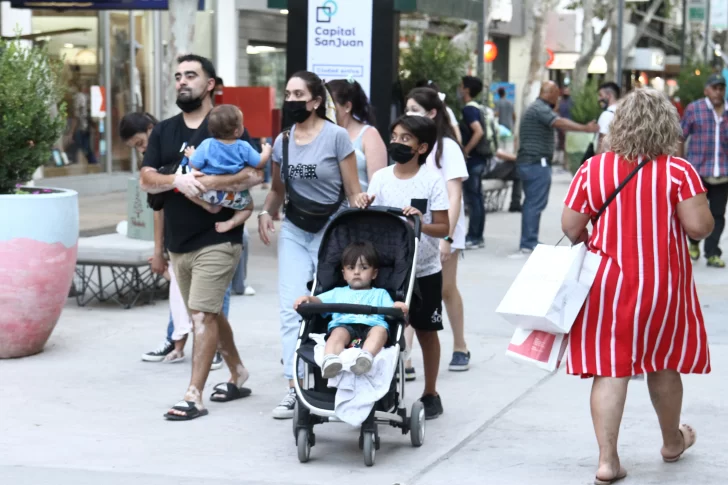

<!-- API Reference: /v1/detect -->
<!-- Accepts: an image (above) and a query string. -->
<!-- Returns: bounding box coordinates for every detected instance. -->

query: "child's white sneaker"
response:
[351,350,373,375]
[321,354,343,379]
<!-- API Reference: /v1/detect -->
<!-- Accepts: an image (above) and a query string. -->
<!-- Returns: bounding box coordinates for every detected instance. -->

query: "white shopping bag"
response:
[496,243,602,334]
[506,328,569,372]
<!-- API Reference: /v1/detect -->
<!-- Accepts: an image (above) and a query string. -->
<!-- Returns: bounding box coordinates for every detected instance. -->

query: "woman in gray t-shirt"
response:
[258,71,370,419]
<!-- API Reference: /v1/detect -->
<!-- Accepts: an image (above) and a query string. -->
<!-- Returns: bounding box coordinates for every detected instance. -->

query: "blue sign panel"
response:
[10,0,205,10]
[490,82,516,105]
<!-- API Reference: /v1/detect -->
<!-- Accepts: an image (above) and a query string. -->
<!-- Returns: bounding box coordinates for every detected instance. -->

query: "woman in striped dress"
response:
[561,88,715,485]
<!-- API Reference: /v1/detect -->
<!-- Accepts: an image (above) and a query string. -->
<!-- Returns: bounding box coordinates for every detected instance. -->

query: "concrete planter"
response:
[0,187,78,358]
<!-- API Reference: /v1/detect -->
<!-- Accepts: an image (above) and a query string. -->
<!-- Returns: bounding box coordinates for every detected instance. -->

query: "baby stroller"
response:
[293,207,425,466]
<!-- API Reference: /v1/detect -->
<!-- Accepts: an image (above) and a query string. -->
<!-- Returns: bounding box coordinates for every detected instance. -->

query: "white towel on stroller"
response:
[311,333,399,427]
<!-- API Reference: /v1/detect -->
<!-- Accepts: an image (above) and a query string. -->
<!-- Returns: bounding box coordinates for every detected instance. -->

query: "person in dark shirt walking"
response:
[140,54,262,420]
[511,81,597,257]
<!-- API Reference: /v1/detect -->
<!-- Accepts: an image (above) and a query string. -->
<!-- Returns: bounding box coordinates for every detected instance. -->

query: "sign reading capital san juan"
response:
[307,0,374,96]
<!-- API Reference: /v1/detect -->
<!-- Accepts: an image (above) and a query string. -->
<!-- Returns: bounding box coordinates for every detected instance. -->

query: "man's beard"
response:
[176,89,206,113]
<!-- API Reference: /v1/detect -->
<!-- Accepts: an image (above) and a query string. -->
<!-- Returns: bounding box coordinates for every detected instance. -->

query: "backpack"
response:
[462,101,498,158]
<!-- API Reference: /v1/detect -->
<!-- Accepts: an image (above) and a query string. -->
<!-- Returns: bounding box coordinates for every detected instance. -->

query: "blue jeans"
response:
[517,163,552,250]
[166,284,232,341]
[463,159,487,243]
[278,219,326,379]
[73,130,97,164]
[231,228,250,294]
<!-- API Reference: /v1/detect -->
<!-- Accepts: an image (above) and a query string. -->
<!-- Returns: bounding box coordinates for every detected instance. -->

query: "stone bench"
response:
[73,233,168,309]
[482,179,512,213]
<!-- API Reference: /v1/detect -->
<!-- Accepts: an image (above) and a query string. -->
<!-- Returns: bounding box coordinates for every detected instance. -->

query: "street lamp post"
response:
[616,0,625,89]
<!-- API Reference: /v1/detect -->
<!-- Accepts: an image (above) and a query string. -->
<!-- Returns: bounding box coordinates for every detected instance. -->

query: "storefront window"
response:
[31,11,100,178]
[247,43,286,106]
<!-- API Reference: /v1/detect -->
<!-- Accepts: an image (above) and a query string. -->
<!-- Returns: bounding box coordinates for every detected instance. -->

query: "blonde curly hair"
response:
[604,88,682,162]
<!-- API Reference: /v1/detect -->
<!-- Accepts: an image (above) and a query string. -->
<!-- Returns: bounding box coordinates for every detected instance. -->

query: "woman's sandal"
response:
[163,401,208,421]
[662,424,697,463]
[594,467,627,485]
[209,382,252,403]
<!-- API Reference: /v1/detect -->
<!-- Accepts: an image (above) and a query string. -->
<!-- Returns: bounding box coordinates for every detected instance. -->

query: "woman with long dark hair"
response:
[404,87,471,375]
[415,80,462,144]
[326,78,387,191]
[258,71,371,419]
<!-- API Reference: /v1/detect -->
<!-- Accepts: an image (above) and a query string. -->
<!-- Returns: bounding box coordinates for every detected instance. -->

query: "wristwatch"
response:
[443,236,454,243]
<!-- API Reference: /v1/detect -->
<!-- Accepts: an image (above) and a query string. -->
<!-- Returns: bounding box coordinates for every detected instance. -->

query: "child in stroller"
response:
[294,241,408,378]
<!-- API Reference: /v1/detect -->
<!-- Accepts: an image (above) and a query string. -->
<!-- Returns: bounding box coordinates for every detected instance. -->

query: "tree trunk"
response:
[604,6,618,81]
[521,0,556,114]
[164,0,198,119]
[572,0,613,93]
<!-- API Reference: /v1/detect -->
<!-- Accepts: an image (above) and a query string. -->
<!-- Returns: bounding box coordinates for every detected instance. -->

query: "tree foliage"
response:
[0,37,66,194]
[675,62,712,107]
[399,35,470,109]
[570,78,602,124]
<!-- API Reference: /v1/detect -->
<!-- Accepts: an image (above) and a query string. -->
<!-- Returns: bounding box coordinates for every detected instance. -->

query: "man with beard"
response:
[680,74,728,268]
[140,54,262,420]
[596,82,620,153]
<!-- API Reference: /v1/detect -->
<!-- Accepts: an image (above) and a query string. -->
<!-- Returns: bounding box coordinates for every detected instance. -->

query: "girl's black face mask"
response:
[283,100,313,124]
[388,142,416,163]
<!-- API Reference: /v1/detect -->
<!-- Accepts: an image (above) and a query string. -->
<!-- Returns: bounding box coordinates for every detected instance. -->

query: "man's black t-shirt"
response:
[142,113,255,254]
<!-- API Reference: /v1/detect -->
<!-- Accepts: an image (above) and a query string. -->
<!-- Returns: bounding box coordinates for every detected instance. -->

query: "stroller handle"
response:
[370,206,421,238]
[296,303,405,319]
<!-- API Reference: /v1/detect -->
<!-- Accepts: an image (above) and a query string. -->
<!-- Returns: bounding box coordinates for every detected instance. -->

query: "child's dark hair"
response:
[326,79,376,126]
[119,112,158,141]
[208,104,242,139]
[390,115,437,164]
[341,241,380,269]
[461,75,484,98]
[406,87,462,168]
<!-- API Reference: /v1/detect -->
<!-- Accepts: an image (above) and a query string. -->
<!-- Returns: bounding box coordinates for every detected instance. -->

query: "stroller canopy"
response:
[314,208,417,302]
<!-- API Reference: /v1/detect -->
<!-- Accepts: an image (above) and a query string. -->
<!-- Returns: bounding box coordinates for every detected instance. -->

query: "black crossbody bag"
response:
[282,130,344,233]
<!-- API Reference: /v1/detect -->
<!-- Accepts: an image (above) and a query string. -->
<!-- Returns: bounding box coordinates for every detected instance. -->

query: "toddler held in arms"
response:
[182,104,272,233]
[294,241,408,378]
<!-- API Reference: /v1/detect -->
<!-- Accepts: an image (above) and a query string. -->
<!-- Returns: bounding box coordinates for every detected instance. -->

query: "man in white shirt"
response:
[596,82,621,153]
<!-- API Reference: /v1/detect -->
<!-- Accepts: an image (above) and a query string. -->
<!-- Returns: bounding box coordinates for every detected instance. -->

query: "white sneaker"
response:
[244,286,256,296]
[508,248,533,259]
[351,350,373,375]
[321,354,343,379]
[272,388,297,419]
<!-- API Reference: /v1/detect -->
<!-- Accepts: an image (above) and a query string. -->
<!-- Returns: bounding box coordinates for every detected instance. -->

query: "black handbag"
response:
[282,130,344,234]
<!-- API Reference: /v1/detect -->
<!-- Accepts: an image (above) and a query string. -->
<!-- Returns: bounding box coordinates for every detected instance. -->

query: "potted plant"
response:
[0,36,77,358]
[565,79,602,174]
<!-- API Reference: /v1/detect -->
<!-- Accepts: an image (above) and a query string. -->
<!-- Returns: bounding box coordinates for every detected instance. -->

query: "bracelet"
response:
[257,210,270,218]
[443,236,454,243]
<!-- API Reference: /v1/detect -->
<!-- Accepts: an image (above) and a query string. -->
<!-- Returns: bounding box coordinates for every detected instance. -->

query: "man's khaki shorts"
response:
[169,242,242,315]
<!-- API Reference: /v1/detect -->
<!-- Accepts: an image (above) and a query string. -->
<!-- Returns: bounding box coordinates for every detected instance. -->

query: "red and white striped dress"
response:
[564,153,711,378]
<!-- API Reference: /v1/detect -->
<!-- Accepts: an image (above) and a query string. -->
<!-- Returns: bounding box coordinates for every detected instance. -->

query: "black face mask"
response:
[176,92,205,113]
[562,94,570,99]
[388,142,416,164]
[598,99,609,110]
[284,100,313,124]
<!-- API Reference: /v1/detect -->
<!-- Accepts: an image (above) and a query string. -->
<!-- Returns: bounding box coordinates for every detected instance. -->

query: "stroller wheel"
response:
[297,428,311,463]
[292,401,299,439]
[410,401,426,447]
[362,431,376,467]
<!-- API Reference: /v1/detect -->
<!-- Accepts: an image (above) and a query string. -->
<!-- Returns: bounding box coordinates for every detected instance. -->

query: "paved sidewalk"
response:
[2,173,727,485]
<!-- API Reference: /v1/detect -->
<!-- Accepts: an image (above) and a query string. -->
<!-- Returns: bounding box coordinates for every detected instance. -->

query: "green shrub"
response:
[0,37,66,194]
[569,79,602,124]
[399,35,470,113]
[675,62,712,107]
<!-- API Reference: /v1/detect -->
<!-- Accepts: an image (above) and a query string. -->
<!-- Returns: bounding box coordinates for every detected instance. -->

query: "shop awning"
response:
[9,0,205,10]
[268,0,484,22]
[548,53,608,74]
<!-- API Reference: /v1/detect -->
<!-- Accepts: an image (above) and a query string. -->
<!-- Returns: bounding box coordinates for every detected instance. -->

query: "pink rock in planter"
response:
[0,188,78,358]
